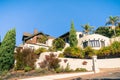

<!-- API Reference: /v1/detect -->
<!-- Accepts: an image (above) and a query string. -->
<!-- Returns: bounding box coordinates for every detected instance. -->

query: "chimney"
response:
[34,29,38,34]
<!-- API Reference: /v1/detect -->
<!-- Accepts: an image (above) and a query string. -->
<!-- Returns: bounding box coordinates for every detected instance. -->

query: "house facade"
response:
[20,29,120,50]
[59,31,111,50]
[22,29,55,50]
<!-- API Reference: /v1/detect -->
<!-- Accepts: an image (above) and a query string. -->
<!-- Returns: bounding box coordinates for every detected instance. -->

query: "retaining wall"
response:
[59,58,120,71]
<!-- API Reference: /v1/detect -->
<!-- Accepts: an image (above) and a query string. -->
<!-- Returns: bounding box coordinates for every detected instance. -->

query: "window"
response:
[83,41,88,48]
[79,34,83,38]
[89,40,100,47]
[66,37,69,43]
[101,41,105,47]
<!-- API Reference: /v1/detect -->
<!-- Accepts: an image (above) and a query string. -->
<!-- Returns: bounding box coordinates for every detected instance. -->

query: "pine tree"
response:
[0,28,16,71]
[69,21,78,47]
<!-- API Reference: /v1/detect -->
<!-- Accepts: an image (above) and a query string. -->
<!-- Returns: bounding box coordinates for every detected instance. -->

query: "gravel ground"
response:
[57,68,120,80]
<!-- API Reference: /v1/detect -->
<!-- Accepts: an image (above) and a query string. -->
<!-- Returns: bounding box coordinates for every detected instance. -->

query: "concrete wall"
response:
[35,52,120,71]
[35,51,61,68]
[59,58,93,71]
[97,58,120,68]
[59,58,120,71]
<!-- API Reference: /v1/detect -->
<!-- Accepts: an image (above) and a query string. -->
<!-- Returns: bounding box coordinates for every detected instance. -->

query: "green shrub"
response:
[63,47,84,58]
[64,63,72,72]
[75,68,87,72]
[84,46,96,58]
[48,47,56,52]
[97,41,120,58]
[111,41,120,55]
[58,53,64,58]
[55,68,62,73]
[37,34,48,44]
[24,66,32,72]
[52,38,65,51]
[0,70,8,76]
[97,46,111,58]
[35,48,47,55]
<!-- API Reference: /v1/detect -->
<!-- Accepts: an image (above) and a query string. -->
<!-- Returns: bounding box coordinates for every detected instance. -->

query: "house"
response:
[59,31,110,50]
[22,29,55,50]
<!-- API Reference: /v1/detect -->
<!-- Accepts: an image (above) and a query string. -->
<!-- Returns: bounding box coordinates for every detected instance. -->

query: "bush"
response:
[97,46,111,58]
[37,34,48,44]
[15,48,38,70]
[75,68,87,72]
[39,53,61,71]
[64,63,73,72]
[58,53,64,58]
[24,66,32,72]
[84,47,96,58]
[34,48,47,55]
[48,47,56,52]
[111,41,120,55]
[0,70,8,76]
[52,38,65,51]
[97,41,120,58]
[63,47,84,58]
[55,67,64,73]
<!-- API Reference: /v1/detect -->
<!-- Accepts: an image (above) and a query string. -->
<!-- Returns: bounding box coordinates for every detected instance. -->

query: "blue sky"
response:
[0,0,120,45]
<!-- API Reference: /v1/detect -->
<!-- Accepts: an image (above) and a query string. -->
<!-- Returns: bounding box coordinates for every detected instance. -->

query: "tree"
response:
[52,38,65,51]
[69,21,78,47]
[106,16,120,36]
[95,26,114,38]
[37,34,48,44]
[81,23,94,35]
[0,28,16,71]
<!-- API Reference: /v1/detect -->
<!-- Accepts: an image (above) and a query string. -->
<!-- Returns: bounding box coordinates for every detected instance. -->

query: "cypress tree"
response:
[69,21,78,47]
[0,28,16,71]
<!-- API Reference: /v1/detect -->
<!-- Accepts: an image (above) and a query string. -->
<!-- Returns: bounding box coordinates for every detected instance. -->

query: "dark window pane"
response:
[83,41,88,48]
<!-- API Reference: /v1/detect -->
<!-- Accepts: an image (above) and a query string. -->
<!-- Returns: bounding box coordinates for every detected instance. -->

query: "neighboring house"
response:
[59,31,110,50]
[22,29,55,50]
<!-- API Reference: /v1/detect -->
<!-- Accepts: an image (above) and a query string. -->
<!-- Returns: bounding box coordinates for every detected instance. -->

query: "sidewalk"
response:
[20,72,94,80]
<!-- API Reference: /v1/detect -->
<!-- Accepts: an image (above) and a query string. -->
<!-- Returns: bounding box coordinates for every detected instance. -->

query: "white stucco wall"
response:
[76,32,83,40]
[23,43,49,50]
[59,58,93,71]
[97,58,120,68]
[35,51,61,68]
[46,38,54,47]
[35,52,120,71]
[59,58,120,71]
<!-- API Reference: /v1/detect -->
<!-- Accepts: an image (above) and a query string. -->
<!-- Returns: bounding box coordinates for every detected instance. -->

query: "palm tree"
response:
[106,16,120,36]
[81,23,94,35]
